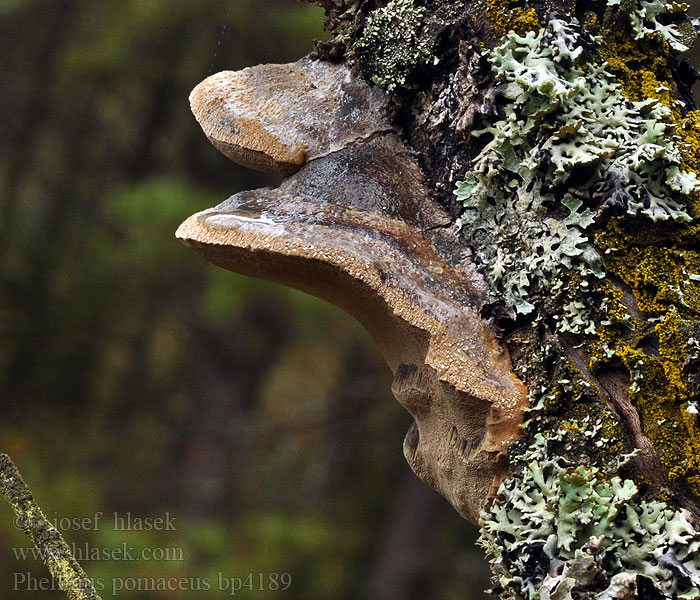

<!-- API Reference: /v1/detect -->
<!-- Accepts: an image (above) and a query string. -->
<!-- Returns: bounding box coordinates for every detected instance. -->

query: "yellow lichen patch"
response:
[485,0,540,39]
[582,11,598,30]
[595,327,700,494]
[590,219,700,498]
[680,409,700,493]
[599,280,630,325]
[598,22,677,107]
[679,110,700,217]
[584,281,633,371]
[656,308,695,371]
[680,111,700,169]
[605,246,700,315]
[627,354,682,443]
[604,52,675,107]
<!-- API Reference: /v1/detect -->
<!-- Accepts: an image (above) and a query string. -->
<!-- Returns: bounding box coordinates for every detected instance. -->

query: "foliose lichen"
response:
[481,429,700,600]
[462,2,700,597]
[454,16,699,322]
[342,0,700,595]
[609,0,700,52]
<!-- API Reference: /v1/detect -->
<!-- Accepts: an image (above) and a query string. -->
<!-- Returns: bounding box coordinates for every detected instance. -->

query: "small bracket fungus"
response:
[178,57,527,523]
[189,57,395,176]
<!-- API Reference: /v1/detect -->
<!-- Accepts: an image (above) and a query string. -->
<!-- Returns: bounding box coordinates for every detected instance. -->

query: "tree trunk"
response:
[178,1,700,598]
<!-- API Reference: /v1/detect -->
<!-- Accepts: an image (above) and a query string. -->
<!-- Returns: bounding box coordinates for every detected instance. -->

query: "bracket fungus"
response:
[189,57,396,176]
[178,57,527,523]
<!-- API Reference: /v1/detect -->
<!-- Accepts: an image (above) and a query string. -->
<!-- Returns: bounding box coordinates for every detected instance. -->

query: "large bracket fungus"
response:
[177,57,527,524]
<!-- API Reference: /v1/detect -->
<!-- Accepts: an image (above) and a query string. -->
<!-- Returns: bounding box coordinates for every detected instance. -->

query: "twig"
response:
[0,453,101,600]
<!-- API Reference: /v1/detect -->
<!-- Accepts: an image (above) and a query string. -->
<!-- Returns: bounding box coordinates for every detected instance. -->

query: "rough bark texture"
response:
[179,1,700,598]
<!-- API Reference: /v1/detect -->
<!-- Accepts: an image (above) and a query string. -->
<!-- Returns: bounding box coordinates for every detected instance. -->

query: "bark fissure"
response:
[560,336,669,484]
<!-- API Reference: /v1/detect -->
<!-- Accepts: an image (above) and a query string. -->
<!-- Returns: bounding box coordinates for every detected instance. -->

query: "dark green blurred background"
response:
[0,1,490,598]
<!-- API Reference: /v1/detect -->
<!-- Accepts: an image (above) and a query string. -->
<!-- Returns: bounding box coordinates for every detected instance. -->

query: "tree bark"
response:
[179,1,700,598]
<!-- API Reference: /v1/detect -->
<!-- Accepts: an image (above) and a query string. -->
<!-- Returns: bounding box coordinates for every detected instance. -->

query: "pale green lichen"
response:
[350,0,429,93]
[0,454,100,600]
[480,430,700,600]
[607,0,700,52]
[455,18,700,322]
[454,17,699,324]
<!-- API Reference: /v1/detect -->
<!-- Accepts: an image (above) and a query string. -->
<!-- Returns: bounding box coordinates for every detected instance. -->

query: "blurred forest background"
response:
[1,1,699,599]
[0,1,490,598]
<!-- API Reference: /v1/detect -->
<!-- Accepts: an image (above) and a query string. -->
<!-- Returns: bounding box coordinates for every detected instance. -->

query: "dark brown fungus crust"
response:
[179,57,528,523]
